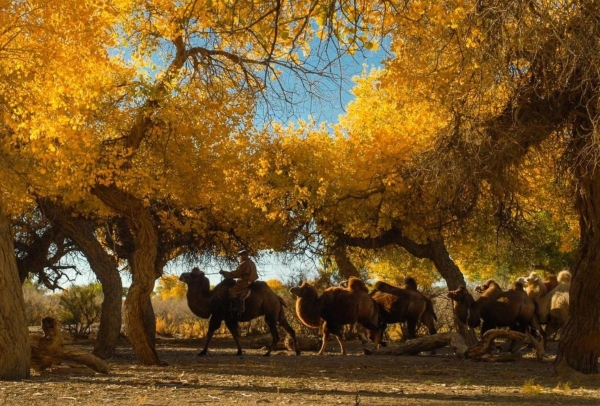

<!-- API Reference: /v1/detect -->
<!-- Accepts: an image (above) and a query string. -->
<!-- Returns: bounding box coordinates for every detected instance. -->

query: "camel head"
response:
[290,282,318,299]
[179,267,211,294]
[526,272,542,285]
[447,285,472,304]
[557,270,572,284]
[515,276,528,286]
[512,280,525,291]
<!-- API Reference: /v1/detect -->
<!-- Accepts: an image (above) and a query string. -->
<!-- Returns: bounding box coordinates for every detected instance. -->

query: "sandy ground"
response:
[1,336,599,405]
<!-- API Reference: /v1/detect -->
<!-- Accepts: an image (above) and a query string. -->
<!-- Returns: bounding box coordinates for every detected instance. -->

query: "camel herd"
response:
[179,268,571,356]
[448,271,571,347]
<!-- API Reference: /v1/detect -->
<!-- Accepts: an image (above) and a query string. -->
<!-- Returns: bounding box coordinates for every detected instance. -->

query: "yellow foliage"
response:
[265,279,286,292]
[155,275,188,300]
[155,314,207,339]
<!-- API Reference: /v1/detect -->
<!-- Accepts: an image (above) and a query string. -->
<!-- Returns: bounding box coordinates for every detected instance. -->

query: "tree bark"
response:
[555,154,600,374]
[332,245,360,279]
[0,209,30,380]
[92,185,161,365]
[38,198,123,359]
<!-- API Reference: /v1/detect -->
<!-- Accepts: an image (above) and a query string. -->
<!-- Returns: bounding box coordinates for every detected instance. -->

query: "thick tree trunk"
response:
[0,209,30,380]
[555,167,600,374]
[332,245,360,279]
[38,198,123,359]
[93,185,161,365]
[428,239,467,290]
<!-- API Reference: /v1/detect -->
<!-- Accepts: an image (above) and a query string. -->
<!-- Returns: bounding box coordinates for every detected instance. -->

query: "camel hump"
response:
[373,281,405,296]
[404,276,418,291]
[251,280,268,289]
[347,277,369,293]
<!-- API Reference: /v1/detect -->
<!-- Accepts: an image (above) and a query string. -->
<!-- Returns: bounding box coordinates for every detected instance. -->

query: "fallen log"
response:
[465,329,544,360]
[30,317,110,374]
[362,329,544,361]
[362,332,468,357]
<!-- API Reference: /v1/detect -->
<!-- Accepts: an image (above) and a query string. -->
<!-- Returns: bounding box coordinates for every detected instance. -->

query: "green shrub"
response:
[59,283,103,338]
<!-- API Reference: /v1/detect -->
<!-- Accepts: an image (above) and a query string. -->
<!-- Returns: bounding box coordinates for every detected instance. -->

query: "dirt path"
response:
[1,337,599,405]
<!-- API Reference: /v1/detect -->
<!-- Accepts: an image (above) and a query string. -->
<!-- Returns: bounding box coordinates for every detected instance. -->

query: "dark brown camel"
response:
[290,277,381,355]
[179,268,300,356]
[370,281,437,340]
[448,281,544,341]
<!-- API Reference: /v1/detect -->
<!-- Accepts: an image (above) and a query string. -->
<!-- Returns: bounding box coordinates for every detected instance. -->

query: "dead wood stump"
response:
[30,317,110,374]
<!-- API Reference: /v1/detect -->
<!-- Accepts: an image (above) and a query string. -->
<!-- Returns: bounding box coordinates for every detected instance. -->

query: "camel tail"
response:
[278,296,287,308]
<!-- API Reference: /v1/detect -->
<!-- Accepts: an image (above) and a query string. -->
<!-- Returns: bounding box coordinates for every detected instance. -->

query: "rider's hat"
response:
[237,249,249,255]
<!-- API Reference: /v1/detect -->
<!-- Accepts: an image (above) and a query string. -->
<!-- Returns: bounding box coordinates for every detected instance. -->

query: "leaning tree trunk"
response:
[428,238,478,346]
[38,198,123,359]
[0,209,30,380]
[332,245,360,279]
[555,158,600,374]
[93,185,161,365]
[339,229,477,343]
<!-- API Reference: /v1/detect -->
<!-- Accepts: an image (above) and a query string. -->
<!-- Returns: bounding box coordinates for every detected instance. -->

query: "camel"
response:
[535,270,571,338]
[448,281,544,342]
[524,272,547,300]
[290,277,381,355]
[474,279,504,300]
[543,274,559,293]
[403,275,419,291]
[370,281,437,340]
[179,268,300,356]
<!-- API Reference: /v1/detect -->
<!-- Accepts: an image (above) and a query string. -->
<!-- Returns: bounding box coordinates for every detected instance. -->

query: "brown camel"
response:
[290,277,381,355]
[370,281,437,340]
[448,281,544,341]
[179,268,300,356]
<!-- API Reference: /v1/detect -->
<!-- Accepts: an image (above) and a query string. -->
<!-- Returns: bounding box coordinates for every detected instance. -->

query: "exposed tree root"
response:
[30,317,110,374]
[466,330,544,360]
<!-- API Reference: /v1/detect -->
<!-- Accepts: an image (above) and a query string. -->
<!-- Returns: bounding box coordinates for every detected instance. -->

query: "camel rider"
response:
[219,249,258,316]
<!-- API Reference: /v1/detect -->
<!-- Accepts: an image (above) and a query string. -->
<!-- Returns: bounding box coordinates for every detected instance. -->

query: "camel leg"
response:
[323,323,346,355]
[263,318,280,357]
[278,317,301,355]
[333,333,347,355]
[318,324,330,355]
[406,319,418,340]
[224,319,243,356]
[199,317,222,356]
